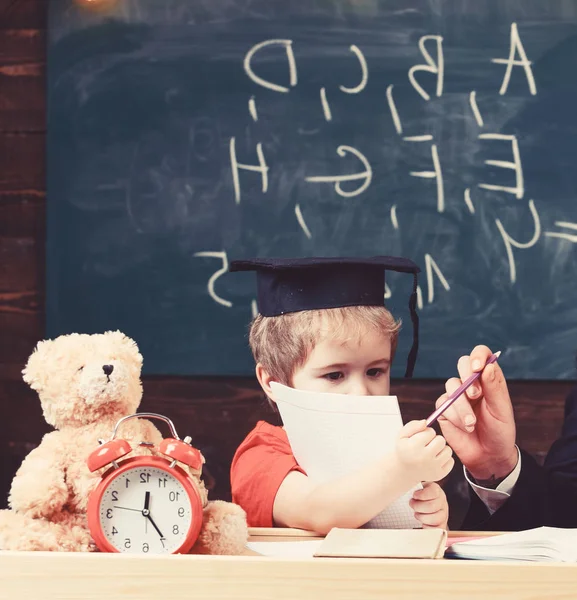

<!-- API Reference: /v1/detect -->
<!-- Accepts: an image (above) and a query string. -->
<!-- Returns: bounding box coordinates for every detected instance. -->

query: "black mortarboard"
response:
[229,256,420,378]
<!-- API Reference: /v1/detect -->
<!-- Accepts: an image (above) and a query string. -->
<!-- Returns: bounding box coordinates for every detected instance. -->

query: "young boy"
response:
[229,257,453,534]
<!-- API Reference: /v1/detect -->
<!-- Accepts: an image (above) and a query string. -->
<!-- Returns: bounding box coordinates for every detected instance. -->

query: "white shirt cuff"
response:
[464,446,521,515]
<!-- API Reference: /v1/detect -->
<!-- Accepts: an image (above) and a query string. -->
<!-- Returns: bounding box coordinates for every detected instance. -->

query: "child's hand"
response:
[396,420,454,483]
[410,482,449,529]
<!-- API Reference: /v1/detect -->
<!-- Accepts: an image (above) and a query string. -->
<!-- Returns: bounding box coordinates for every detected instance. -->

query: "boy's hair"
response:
[249,305,401,386]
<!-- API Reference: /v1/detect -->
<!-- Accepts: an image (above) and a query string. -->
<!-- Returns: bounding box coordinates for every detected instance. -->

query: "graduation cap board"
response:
[229,256,420,377]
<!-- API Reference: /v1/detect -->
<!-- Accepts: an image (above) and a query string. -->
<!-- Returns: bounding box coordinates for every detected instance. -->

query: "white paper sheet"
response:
[246,540,323,558]
[446,527,577,562]
[271,382,421,529]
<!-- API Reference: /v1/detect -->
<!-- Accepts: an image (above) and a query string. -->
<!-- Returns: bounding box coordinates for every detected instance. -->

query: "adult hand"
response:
[435,345,517,483]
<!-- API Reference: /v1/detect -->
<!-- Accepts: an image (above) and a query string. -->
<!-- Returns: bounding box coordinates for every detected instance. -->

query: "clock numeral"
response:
[111,491,118,502]
[178,507,185,518]
[169,491,180,502]
[106,509,113,519]
[173,525,179,535]
[159,477,167,488]
[124,538,131,549]
[125,478,130,488]
[112,527,118,536]
[139,472,151,484]
[142,543,149,553]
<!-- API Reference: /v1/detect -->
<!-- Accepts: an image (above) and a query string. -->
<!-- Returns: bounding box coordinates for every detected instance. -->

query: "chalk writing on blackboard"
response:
[496,200,541,284]
[416,287,424,311]
[390,206,399,231]
[424,254,451,305]
[193,251,232,308]
[248,96,258,122]
[191,21,573,322]
[492,23,537,96]
[478,134,524,199]
[295,204,312,240]
[409,143,444,213]
[385,84,403,135]
[319,87,332,122]
[469,91,484,128]
[408,35,444,101]
[305,146,372,198]
[340,45,368,94]
[229,137,269,204]
[463,189,475,215]
[545,222,577,244]
[403,135,433,142]
[243,39,297,93]
[385,284,392,301]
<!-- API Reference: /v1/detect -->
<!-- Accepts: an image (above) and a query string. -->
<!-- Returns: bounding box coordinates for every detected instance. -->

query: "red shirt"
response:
[230,421,305,527]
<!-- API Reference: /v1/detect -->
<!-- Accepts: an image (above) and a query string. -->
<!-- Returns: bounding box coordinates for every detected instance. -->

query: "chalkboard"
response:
[47,0,577,379]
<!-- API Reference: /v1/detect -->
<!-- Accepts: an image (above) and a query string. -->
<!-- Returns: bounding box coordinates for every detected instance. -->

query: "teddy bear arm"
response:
[9,434,69,518]
[142,421,164,446]
[192,500,248,555]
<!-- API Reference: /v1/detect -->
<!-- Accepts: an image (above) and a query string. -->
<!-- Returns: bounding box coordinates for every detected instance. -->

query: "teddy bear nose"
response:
[102,365,114,376]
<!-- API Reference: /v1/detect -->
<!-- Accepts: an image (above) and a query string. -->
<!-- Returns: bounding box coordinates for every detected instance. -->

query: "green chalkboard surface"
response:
[47,0,577,378]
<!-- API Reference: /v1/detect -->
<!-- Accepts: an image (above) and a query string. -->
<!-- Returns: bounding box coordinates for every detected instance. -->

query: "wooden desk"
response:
[1,529,576,600]
[248,526,499,541]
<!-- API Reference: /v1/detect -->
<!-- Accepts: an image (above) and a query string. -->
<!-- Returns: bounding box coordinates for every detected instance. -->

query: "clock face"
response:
[98,466,194,554]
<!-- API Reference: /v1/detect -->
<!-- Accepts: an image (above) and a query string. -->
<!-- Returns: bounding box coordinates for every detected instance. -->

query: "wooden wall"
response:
[0,0,575,523]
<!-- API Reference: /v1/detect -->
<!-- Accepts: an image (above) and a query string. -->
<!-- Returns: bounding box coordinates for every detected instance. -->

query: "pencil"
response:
[426,351,502,427]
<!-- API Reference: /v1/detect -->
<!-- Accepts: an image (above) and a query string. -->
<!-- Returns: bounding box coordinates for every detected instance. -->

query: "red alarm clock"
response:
[87,413,204,554]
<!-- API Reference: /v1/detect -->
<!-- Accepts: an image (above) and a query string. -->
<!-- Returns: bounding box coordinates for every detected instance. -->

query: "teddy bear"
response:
[0,331,248,554]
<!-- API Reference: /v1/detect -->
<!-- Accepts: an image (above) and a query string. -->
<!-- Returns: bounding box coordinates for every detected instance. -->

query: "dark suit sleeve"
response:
[462,387,577,531]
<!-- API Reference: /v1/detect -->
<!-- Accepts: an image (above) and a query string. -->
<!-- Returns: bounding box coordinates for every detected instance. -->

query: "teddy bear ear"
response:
[22,339,54,391]
[105,330,143,367]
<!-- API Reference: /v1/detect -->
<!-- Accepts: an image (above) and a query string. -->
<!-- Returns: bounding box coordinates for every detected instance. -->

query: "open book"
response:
[315,528,447,558]
[270,382,421,529]
[247,528,447,559]
[446,527,577,562]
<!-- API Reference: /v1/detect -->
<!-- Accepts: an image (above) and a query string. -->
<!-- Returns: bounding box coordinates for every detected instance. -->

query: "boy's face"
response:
[291,327,392,396]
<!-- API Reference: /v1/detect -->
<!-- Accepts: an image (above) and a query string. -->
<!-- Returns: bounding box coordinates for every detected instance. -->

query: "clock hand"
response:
[143,491,151,534]
[113,506,142,513]
[146,513,164,539]
[115,491,163,537]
